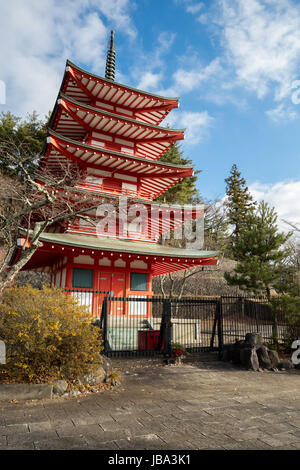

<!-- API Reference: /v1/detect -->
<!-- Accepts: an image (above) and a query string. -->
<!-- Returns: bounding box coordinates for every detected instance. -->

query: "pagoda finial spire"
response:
[105,30,116,81]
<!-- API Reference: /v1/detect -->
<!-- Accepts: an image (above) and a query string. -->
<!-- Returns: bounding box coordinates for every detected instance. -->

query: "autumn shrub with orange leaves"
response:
[0,285,103,383]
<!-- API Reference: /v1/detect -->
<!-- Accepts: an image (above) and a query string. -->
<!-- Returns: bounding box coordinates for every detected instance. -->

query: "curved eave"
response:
[27,231,218,259]
[47,130,193,171]
[66,60,180,103]
[58,92,185,134]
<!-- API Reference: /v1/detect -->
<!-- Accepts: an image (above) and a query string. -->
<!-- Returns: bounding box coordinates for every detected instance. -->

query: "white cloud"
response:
[172,58,222,94]
[131,31,176,92]
[217,0,300,102]
[249,180,300,232]
[165,110,214,145]
[0,0,136,117]
[186,3,204,14]
[156,57,222,98]
[266,103,298,121]
[136,72,163,91]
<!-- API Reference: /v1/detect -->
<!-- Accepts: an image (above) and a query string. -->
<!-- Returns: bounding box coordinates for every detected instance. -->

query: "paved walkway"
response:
[1,356,300,450]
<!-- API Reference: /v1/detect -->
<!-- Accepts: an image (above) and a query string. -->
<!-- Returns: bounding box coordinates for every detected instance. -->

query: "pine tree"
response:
[155,142,201,205]
[224,164,256,257]
[0,111,48,177]
[224,201,292,301]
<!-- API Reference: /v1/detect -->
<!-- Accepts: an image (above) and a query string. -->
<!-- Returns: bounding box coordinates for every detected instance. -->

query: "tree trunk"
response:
[0,243,40,297]
[266,286,278,346]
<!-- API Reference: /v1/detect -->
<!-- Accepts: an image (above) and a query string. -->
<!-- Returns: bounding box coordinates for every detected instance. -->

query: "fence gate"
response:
[99,296,223,357]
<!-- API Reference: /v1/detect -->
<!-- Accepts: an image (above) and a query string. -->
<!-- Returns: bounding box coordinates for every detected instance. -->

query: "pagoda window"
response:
[95,101,114,111]
[103,178,121,193]
[130,272,148,291]
[122,182,137,196]
[85,175,103,187]
[116,107,133,117]
[121,147,134,154]
[90,140,105,148]
[72,268,94,288]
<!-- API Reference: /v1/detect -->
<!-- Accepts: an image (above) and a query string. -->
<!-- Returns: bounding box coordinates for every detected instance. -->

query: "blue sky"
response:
[0,0,300,229]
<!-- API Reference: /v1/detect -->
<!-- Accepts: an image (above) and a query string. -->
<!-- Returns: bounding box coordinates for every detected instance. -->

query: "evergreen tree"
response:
[224,164,256,257]
[224,201,292,301]
[155,142,201,205]
[0,111,48,177]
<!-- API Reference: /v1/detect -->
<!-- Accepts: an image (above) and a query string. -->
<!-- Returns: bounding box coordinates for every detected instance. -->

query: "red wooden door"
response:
[97,273,112,317]
[111,273,125,315]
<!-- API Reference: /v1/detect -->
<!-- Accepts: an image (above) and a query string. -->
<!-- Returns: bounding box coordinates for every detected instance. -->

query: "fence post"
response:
[101,296,109,354]
[217,299,223,358]
[163,299,172,356]
[210,302,219,349]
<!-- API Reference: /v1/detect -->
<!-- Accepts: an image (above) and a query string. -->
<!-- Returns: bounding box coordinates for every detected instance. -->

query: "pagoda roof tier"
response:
[58,60,179,126]
[18,231,218,276]
[51,93,184,160]
[45,131,193,200]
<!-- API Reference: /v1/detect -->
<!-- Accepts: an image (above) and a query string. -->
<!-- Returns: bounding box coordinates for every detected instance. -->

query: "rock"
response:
[256,346,272,369]
[240,347,260,371]
[79,366,106,386]
[250,348,260,371]
[245,333,263,347]
[240,347,250,366]
[268,349,279,369]
[221,344,234,362]
[164,358,176,365]
[101,355,113,376]
[232,340,245,364]
[175,356,182,365]
[278,360,294,370]
[52,379,68,396]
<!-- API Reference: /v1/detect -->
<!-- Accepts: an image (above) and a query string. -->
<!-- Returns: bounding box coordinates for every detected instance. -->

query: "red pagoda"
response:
[16,31,218,316]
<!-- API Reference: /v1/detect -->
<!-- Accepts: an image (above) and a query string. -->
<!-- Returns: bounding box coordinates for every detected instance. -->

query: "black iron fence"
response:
[220,296,290,344]
[66,290,292,357]
[98,296,222,357]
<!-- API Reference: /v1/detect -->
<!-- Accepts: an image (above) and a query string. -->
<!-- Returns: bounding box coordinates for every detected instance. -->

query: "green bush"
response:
[0,285,103,383]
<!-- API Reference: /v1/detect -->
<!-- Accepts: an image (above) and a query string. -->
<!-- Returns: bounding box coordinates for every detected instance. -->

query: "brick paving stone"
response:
[156,440,195,450]
[271,432,300,444]
[291,441,300,449]
[1,423,29,434]
[222,439,273,450]
[28,421,53,432]
[56,423,103,438]
[7,429,58,447]
[4,442,35,450]
[0,435,7,447]
[34,437,88,450]
[71,415,100,426]
[258,435,287,447]
[0,359,300,450]
[115,434,165,450]
[258,422,297,434]
[81,437,119,450]
[157,429,199,445]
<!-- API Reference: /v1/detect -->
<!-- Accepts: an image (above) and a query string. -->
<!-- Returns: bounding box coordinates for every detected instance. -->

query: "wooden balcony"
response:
[65,222,158,243]
[75,180,154,200]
